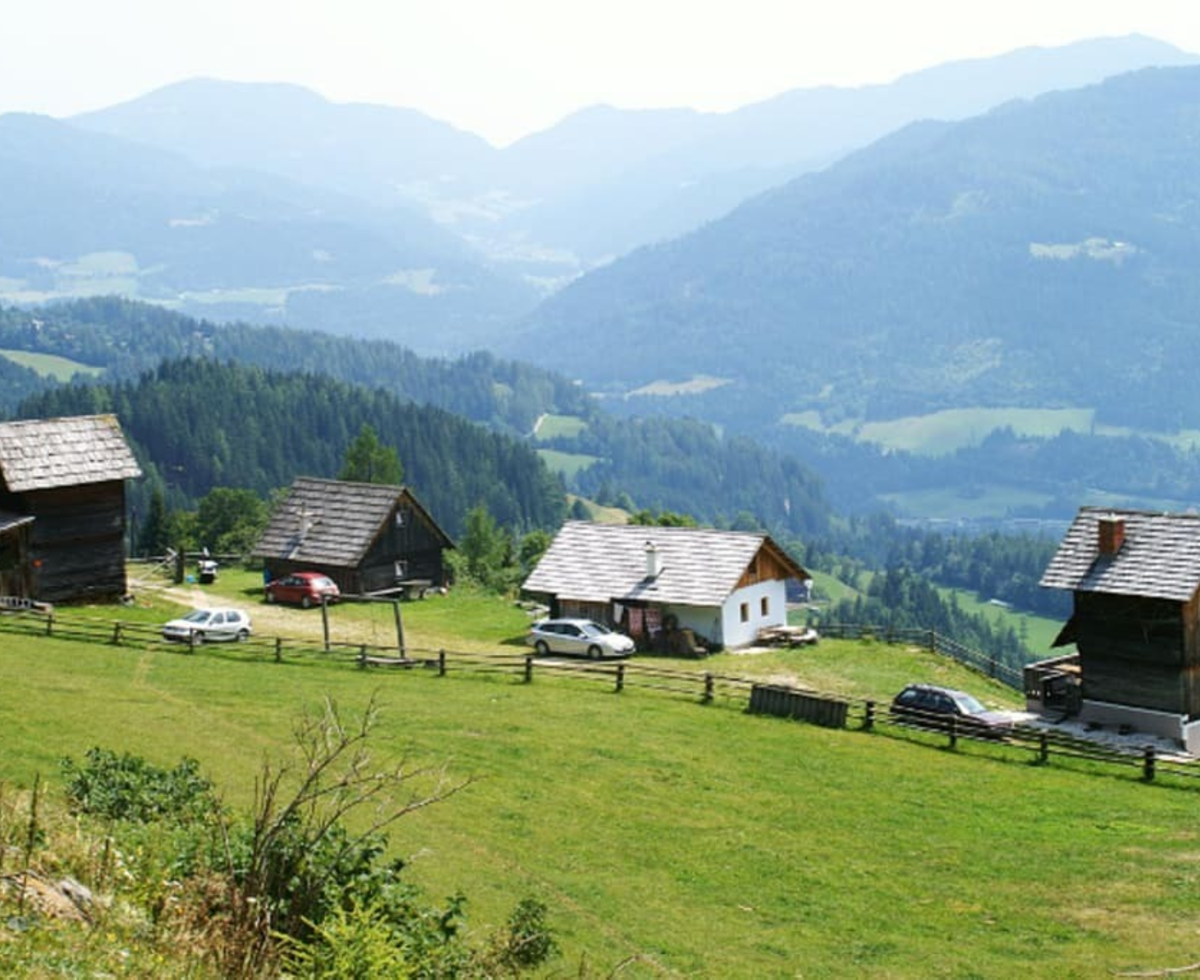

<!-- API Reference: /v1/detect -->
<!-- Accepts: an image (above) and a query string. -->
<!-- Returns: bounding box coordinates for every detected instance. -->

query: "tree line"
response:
[17,358,566,541]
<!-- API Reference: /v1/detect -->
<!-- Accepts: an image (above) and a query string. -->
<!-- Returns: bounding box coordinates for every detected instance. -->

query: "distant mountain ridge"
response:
[69,35,1196,278]
[504,65,1200,437]
[0,112,538,349]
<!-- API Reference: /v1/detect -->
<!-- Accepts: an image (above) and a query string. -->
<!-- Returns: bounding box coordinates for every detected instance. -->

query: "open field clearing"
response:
[0,348,104,380]
[4,589,1200,976]
[536,447,601,479]
[533,413,588,440]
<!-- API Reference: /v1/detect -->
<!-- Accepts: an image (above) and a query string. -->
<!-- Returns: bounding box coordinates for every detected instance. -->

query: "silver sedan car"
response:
[527,618,635,659]
[162,608,252,644]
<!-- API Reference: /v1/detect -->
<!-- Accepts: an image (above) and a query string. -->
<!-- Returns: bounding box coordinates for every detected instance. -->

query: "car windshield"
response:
[312,577,336,589]
[182,610,213,624]
[580,622,613,637]
[951,692,987,715]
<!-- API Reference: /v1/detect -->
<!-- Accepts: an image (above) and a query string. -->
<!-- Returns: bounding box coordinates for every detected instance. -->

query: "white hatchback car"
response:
[162,608,252,644]
[527,618,635,659]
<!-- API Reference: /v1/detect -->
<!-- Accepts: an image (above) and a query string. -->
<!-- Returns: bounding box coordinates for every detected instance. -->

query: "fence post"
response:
[393,600,405,655]
[927,629,936,652]
[45,614,53,636]
[321,600,331,653]
[358,645,367,669]
[1039,731,1049,764]
[438,649,446,676]
[274,637,283,663]
[524,655,533,683]
[863,700,875,731]
[615,663,625,693]
[948,714,958,749]
[111,622,123,645]
[1143,746,1157,782]
[703,673,714,704]
[187,629,198,654]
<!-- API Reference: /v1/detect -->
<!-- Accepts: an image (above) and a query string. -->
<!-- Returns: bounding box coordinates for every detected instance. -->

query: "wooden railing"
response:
[3,606,1196,789]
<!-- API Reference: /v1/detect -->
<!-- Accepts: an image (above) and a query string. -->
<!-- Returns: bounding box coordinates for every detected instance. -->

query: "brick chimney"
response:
[1097,515,1125,555]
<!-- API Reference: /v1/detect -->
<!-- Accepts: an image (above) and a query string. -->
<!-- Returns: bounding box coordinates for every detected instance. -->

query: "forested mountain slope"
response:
[508,66,1200,435]
[2,299,833,537]
[17,359,566,538]
[0,298,587,435]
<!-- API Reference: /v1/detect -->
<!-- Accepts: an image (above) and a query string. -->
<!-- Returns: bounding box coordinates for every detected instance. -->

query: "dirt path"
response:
[128,571,329,642]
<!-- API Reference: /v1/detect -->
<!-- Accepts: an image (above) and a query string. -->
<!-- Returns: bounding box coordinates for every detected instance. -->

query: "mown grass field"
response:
[4,579,1200,977]
[533,413,588,440]
[536,447,601,479]
[0,348,104,381]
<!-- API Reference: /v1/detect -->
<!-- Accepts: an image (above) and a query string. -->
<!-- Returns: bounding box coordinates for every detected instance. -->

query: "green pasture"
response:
[940,587,1065,660]
[0,349,104,381]
[782,406,1095,456]
[878,483,1056,520]
[536,447,600,479]
[534,413,588,440]
[2,625,1198,976]
[5,579,1200,976]
[781,405,1200,460]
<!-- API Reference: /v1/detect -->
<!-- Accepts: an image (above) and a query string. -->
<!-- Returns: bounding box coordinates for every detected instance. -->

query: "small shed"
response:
[521,521,808,650]
[1038,506,1200,750]
[253,477,453,596]
[0,414,143,603]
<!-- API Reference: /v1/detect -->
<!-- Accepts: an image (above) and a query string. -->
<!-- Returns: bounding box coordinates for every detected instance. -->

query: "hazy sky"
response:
[3,0,1198,145]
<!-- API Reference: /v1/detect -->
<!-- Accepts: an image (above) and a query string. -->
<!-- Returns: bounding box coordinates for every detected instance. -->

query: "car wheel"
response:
[587,645,602,660]
[301,595,312,609]
[534,640,550,656]
[265,591,276,604]
[193,632,205,645]
[237,629,249,643]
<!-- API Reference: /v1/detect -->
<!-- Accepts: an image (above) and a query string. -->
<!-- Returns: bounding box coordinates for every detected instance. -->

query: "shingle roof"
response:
[522,521,807,607]
[0,415,142,492]
[253,477,449,568]
[1040,507,1200,602]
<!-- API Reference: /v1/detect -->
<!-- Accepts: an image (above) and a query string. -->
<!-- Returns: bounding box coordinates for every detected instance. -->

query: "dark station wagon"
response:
[889,683,1014,739]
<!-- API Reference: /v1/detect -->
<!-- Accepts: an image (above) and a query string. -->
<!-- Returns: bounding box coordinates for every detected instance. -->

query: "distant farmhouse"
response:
[253,477,453,596]
[0,414,142,603]
[522,521,809,650]
[1034,506,1200,752]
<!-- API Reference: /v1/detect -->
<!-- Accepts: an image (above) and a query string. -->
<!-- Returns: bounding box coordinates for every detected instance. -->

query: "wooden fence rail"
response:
[4,607,1198,788]
[815,623,1025,690]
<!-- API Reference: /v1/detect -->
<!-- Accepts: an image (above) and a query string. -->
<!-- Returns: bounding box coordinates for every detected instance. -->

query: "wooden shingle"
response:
[253,477,451,567]
[523,521,806,606]
[0,415,142,492]
[1041,506,1200,602]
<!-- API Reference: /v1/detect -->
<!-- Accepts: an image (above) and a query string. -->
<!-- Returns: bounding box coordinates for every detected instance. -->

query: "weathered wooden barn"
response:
[1036,507,1200,751]
[0,414,142,603]
[522,521,809,650]
[253,477,453,595]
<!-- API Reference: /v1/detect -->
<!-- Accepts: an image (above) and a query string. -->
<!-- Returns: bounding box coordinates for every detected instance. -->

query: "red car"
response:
[264,571,341,608]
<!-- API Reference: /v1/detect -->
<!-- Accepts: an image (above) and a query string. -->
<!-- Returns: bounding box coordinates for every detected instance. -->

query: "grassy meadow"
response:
[0,348,105,381]
[4,579,1200,976]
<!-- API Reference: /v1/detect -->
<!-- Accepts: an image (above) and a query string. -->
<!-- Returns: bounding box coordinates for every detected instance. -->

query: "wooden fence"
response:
[816,623,1025,690]
[2,607,1197,789]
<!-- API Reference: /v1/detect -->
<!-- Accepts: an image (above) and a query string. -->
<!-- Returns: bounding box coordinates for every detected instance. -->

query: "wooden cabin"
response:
[0,415,142,603]
[1038,507,1200,750]
[253,477,453,596]
[522,521,809,651]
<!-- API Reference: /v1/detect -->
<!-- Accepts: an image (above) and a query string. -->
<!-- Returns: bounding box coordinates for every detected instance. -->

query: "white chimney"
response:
[645,540,661,580]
